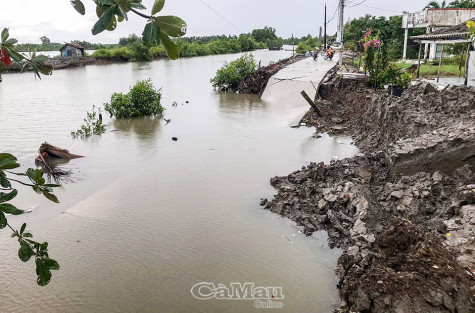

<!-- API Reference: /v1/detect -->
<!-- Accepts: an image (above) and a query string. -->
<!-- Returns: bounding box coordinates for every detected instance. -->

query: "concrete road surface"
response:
[261,55,338,126]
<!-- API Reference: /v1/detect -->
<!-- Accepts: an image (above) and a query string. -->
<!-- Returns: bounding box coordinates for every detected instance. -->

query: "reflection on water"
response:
[113,117,162,139]
[217,91,268,114]
[0,50,357,313]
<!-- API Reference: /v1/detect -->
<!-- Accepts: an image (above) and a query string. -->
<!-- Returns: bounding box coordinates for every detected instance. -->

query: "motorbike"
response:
[324,51,334,60]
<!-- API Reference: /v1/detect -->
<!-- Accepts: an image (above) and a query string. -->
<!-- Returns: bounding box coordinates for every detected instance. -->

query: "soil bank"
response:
[261,73,475,312]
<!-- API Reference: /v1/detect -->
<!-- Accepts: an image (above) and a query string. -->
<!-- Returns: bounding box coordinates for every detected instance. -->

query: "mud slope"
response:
[261,79,475,312]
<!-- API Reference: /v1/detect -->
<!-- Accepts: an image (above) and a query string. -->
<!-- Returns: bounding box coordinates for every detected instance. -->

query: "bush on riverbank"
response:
[104,79,163,119]
[210,53,257,91]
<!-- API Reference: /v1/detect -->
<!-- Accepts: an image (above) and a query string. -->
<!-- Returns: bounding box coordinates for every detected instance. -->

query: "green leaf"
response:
[92,5,117,35]
[34,169,43,181]
[0,173,11,189]
[23,232,33,238]
[96,4,105,18]
[131,2,146,10]
[0,190,18,203]
[153,16,187,37]
[96,0,115,4]
[18,243,34,262]
[20,223,26,234]
[44,258,60,271]
[159,31,179,60]
[33,54,49,63]
[40,242,48,251]
[0,153,20,170]
[142,22,161,46]
[32,186,42,194]
[106,15,117,31]
[3,47,25,62]
[0,203,24,215]
[151,0,165,15]
[70,0,86,15]
[116,0,132,12]
[42,191,59,203]
[115,6,128,21]
[0,211,7,229]
[0,153,16,163]
[4,38,17,45]
[36,63,52,76]
[35,259,52,286]
[1,28,9,43]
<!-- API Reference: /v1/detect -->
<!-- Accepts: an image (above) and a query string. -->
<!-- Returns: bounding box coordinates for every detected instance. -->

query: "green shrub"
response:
[210,53,256,91]
[296,42,313,54]
[376,65,413,89]
[71,106,106,138]
[130,41,152,62]
[104,79,164,119]
[439,55,466,65]
[149,46,166,58]
[110,47,132,60]
[92,49,112,58]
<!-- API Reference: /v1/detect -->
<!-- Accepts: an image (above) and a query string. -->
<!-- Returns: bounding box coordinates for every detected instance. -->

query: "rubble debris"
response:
[261,78,475,312]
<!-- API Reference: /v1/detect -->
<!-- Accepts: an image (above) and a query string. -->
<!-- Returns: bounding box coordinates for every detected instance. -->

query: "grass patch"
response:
[392,62,465,78]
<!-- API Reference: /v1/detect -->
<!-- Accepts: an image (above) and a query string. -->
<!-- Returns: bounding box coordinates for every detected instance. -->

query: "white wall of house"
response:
[467,51,475,87]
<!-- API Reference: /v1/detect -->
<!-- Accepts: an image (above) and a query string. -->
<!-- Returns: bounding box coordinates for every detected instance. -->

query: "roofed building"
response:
[60,43,85,58]
[402,8,475,60]
[411,20,473,86]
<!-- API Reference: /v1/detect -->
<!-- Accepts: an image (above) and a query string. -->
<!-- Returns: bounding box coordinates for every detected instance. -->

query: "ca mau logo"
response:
[191,282,284,300]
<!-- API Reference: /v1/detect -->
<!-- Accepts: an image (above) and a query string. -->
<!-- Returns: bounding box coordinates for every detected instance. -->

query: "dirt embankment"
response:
[44,57,100,69]
[261,77,475,312]
[237,55,306,94]
[3,57,121,73]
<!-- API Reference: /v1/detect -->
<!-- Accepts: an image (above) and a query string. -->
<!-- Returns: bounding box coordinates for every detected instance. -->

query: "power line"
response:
[327,3,339,24]
[347,0,368,7]
[359,4,402,13]
[197,0,243,33]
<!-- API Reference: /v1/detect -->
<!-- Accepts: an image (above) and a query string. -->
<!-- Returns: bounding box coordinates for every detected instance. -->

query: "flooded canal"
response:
[0,50,357,312]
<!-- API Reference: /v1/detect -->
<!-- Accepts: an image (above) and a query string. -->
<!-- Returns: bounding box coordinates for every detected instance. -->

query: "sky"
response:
[0,0,428,44]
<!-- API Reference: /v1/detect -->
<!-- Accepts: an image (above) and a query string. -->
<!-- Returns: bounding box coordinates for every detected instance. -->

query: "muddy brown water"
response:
[0,50,357,312]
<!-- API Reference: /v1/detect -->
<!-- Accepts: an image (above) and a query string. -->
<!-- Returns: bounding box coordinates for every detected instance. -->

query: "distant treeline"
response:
[92,27,287,61]
[15,36,111,52]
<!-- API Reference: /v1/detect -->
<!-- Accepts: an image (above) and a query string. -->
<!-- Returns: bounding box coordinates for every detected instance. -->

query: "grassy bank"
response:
[393,62,465,77]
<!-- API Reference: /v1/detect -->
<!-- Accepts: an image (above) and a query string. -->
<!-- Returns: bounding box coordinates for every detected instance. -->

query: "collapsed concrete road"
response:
[261,74,475,312]
[260,56,338,126]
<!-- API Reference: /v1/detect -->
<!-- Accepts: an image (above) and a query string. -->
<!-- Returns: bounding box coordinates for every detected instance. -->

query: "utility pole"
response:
[324,3,327,49]
[292,34,295,58]
[338,0,344,72]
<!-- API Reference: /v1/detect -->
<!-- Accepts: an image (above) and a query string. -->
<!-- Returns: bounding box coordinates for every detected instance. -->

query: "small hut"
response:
[60,43,85,58]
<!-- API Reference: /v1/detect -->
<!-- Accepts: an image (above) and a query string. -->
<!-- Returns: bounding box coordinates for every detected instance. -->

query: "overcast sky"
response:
[0,0,427,44]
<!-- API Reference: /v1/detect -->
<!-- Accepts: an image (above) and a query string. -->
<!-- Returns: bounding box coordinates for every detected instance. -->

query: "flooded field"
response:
[0,50,357,312]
